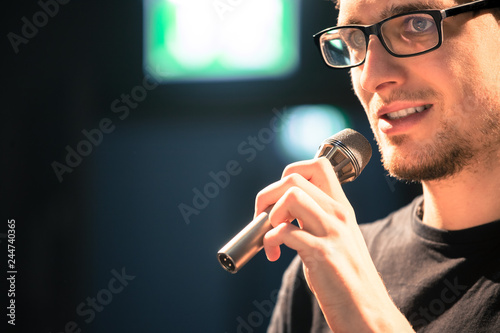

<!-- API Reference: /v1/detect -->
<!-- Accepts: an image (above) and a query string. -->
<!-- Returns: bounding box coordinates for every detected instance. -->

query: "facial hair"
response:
[373,89,500,183]
[380,121,474,182]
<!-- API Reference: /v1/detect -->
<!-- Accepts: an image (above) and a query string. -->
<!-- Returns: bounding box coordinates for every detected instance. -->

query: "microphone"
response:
[217,128,372,273]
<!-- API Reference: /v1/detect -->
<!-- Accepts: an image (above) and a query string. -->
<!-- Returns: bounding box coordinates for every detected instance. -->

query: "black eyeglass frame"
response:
[313,0,500,69]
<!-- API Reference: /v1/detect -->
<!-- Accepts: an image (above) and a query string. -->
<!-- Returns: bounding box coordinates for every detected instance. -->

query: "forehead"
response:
[337,0,454,25]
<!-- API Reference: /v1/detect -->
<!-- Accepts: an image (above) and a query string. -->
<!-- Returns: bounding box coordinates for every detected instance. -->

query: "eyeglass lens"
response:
[320,13,440,67]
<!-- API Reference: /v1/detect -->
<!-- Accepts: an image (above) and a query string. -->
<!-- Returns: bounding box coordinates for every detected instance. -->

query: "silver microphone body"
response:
[217,129,372,273]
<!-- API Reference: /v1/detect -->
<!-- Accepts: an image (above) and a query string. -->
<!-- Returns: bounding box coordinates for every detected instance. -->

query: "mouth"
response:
[384,104,432,120]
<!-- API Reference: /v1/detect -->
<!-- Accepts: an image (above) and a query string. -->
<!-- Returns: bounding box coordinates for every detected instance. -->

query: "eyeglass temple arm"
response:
[443,0,498,19]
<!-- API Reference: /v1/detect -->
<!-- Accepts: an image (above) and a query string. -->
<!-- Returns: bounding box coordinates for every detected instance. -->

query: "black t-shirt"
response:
[267,196,500,332]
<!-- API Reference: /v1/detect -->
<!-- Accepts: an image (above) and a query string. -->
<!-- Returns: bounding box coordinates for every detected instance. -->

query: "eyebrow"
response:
[380,2,442,19]
[341,1,443,25]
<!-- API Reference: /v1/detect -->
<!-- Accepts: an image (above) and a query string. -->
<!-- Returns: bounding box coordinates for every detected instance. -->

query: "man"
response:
[258,0,500,331]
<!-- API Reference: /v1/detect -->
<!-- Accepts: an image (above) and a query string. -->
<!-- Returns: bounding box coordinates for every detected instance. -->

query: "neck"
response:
[421,153,500,230]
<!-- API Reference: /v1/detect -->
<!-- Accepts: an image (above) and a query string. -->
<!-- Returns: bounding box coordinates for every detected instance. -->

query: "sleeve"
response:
[267,255,315,333]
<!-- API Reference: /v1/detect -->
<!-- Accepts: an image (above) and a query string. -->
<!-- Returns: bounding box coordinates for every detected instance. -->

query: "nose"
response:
[358,35,406,93]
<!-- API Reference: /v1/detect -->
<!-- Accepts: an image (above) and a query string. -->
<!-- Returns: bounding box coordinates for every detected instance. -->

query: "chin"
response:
[381,140,473,182]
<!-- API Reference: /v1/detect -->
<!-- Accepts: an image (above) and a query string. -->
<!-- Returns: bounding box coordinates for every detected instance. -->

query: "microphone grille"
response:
[324,128,372,179]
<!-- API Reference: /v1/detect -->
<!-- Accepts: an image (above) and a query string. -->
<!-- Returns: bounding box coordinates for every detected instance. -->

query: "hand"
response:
[255,157,413,333]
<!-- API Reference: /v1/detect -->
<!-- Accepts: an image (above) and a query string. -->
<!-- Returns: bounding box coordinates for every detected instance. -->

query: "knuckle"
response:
[283,186,303,203]
[255,187,266,199]
[282,161,298,177]
[325,199,341,214]
[254,189,266,206]
[283,173,304,186]
[254,188,272,212]
[322,199,354,225]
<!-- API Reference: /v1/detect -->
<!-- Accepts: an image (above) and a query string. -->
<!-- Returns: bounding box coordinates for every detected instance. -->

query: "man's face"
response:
[338,0,500,181]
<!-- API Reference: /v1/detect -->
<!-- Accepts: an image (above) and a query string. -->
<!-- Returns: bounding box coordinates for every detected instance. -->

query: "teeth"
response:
[386,104,430,120]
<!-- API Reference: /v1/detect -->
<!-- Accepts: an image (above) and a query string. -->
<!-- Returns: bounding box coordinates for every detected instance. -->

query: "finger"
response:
[269,186,335,237]
[255,157,347,218]
[263,222,317,262]
[282,157,348,204]
[263,222,290,262]
[254,172,324,217]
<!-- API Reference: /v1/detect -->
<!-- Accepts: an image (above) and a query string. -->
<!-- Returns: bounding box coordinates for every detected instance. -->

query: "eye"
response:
[341,29,365,49]
[404,15,435,33]
[349,29,365,47]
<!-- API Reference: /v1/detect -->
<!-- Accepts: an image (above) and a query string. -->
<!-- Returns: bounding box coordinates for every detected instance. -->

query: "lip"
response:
[376,102,433,135]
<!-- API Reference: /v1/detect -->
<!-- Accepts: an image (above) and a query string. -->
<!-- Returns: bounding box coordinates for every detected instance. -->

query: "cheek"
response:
[436,54,479,118]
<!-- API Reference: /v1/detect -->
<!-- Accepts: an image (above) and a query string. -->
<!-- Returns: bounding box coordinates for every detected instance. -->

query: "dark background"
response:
[2,1,421,332]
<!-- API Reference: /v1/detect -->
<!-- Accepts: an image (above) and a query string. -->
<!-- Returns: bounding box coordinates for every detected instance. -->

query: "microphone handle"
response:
[217,141,357,273]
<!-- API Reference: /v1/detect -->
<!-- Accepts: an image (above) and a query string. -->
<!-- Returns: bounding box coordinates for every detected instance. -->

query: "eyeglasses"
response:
[313,0,499,69]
